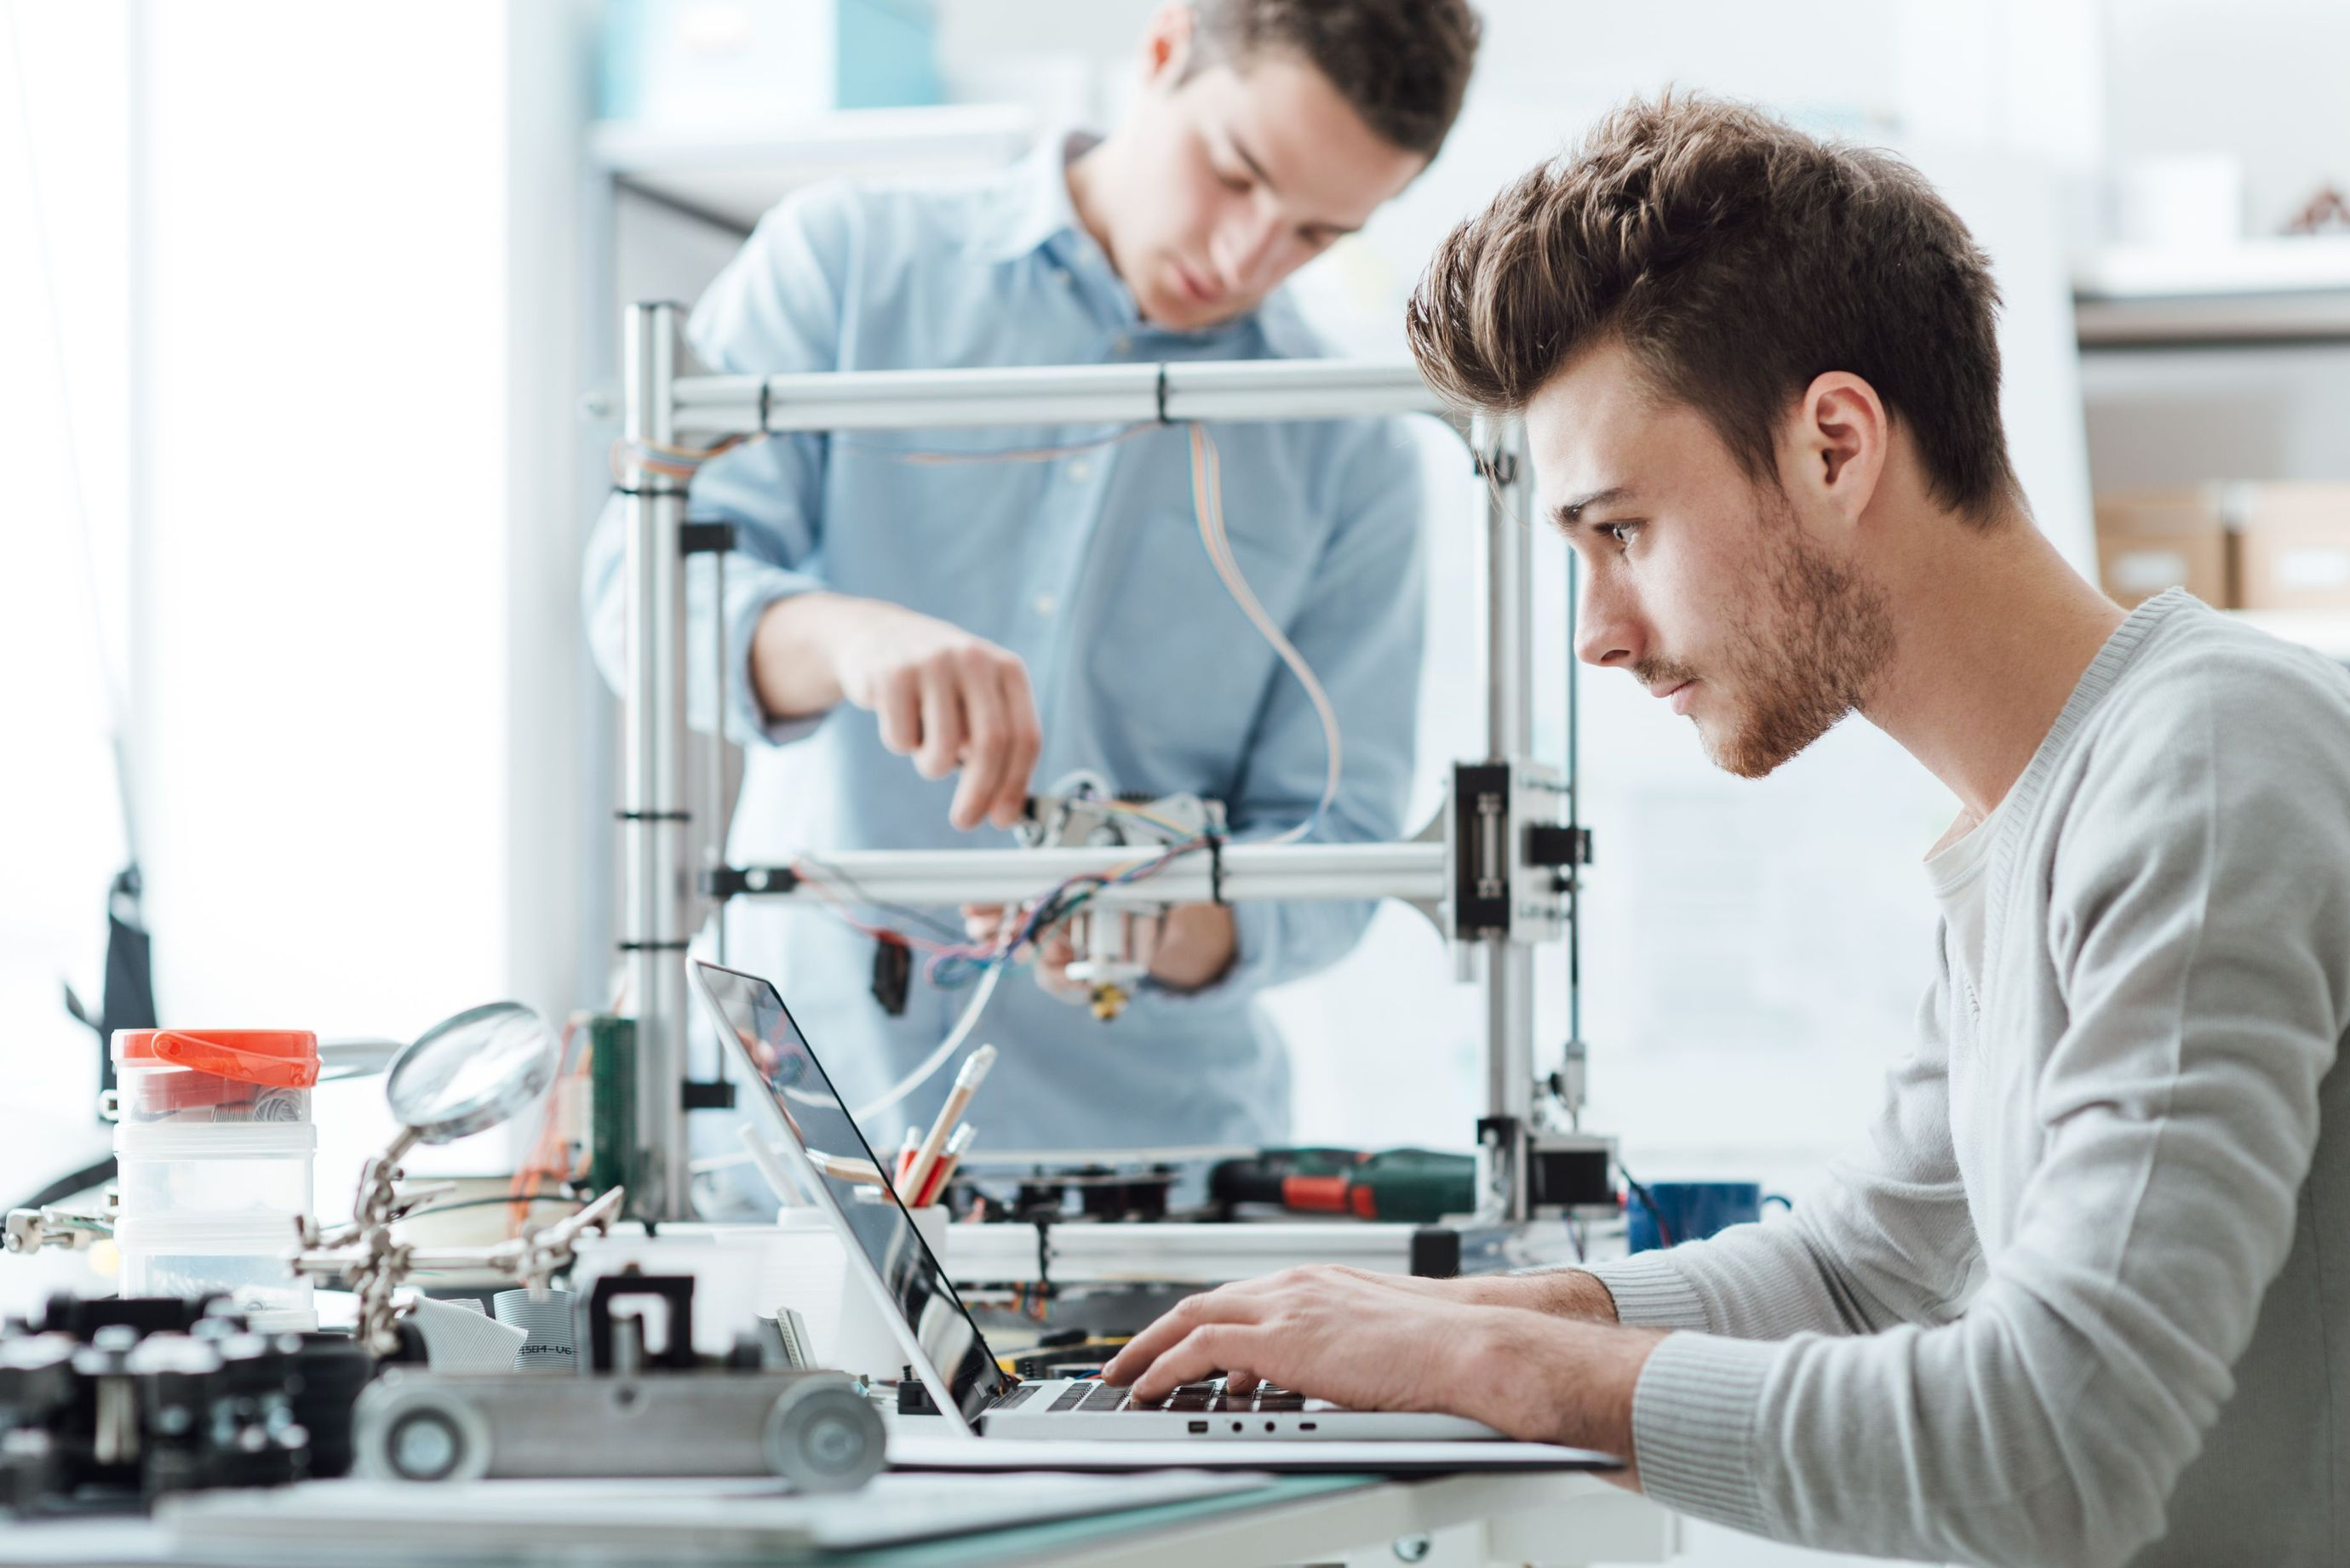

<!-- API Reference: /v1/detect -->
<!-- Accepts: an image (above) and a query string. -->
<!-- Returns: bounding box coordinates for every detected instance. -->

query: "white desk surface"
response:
[0,1467,1677,1568]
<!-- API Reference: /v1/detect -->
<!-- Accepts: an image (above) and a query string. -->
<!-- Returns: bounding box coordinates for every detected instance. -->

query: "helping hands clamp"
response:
[290,1124,627,1354]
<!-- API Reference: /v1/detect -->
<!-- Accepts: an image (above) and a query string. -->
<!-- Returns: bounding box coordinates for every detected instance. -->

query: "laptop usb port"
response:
[1187,1420,1208,1434]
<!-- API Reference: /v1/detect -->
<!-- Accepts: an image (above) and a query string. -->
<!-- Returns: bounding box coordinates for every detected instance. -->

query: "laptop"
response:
[690,959,1611,1453]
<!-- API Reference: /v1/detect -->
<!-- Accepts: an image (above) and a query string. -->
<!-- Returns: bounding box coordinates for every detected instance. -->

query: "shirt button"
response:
[1067,459,1091,483]
[1112,335,1132,354]
[1034,592,1058,617]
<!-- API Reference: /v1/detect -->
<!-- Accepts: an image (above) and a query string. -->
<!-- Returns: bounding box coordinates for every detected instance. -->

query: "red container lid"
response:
[112,1029,320,1090]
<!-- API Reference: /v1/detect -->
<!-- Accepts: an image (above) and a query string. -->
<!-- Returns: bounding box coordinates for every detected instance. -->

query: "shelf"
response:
[2073,237,2350,346]
[591,104,1035,236]
[2076,237,2350,300]
[2227,608,2350,661]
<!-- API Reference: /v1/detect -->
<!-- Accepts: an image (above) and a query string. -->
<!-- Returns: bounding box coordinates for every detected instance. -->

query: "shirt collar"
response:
[969,125,1327,360]
[968,126,1097,265]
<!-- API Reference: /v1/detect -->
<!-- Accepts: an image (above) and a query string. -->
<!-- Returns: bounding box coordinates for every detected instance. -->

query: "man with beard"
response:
[1104,94,2350,1568]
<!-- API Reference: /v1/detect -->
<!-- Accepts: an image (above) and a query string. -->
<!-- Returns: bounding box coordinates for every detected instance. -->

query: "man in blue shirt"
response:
[584,1,1481,1165]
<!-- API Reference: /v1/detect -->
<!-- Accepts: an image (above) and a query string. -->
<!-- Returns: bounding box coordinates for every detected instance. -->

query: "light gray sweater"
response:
[1584,591,2350,1567]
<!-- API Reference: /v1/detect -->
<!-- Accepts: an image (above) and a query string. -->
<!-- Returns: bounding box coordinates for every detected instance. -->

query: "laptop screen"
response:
[690,960,1012,1426]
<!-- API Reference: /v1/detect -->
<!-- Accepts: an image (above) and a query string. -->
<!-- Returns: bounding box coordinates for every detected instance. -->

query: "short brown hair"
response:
[1188,0,1482,159]
[1406,92,2019,520]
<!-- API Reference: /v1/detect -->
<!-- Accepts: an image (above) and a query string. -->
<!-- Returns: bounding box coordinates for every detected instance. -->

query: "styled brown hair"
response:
[1406,92,2019,521]
[1187,0,1482,159]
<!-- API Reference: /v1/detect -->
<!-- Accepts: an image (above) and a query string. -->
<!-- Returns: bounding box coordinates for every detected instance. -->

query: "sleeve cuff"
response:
[1138,899,1276,1011]
[1579,1253,1713,1331]
[717,560,829,750]
[1630,1331,1780,1540]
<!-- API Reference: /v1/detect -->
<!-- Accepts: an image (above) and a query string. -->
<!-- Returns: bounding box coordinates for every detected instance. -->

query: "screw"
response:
[1392,1535,1434,1563]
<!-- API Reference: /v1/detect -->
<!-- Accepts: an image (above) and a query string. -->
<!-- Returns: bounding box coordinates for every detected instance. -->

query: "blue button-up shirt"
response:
[585,132,1427,1160]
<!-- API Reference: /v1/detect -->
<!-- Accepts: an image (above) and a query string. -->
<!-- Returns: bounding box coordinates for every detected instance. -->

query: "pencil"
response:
[916,1122,977,1208]
[808,1151,890,1187]
[903,1044,995,1203]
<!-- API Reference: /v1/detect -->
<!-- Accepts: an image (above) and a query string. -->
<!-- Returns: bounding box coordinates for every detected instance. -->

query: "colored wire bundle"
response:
[922,832,1208,991]
[505,1016,589,1236]
[609,432,755,484]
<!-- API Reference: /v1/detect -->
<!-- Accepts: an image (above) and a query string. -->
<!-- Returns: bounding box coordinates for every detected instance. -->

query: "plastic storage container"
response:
[114,1119,315,1219]
[108,1029,320,1331]
[113,1214,317,1331]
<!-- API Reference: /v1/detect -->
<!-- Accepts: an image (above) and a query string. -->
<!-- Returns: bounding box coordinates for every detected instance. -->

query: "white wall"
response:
[0,0,135,1233]
[132,2,539,1176]
[506,0,597,1033]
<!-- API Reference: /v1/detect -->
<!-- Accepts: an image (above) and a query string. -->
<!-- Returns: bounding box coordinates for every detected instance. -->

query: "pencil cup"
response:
[818,1194,952,1382]
[901,1202,949,1261]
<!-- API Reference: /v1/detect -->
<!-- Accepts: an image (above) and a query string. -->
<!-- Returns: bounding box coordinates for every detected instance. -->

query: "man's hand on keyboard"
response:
[1100,1264,1665,1468]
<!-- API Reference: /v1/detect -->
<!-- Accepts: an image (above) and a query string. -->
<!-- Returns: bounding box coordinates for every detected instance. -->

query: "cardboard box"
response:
[2094,489,2230,609]
[2232,484,2350,611]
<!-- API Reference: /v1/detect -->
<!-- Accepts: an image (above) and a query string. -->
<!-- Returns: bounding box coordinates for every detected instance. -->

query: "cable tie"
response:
[1206,832,1226,906]
[758,378,771,434]
[610,484,692,500]
[1154,362,1170,425]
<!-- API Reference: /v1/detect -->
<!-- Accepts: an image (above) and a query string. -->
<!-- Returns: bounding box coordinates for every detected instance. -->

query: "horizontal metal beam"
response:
[727,840,1448,909]
[668,358,1451,435]
[940,1216,1590,1285]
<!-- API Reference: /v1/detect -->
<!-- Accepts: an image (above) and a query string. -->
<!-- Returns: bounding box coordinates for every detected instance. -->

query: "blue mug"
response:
[1625,1181,1791,1252]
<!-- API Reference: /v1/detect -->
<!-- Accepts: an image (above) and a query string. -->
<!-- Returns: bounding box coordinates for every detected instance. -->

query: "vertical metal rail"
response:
[621,301,694,1220]
[1474,415,1537,1223]
[708,546,729,967]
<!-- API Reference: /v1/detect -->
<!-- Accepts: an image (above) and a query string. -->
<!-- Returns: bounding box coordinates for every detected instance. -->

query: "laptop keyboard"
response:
[1040,1378,1310,1414]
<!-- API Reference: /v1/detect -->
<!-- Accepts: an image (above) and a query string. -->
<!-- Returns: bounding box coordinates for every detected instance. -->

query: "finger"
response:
[1128,1325,1254,1404]
[1037,963,1090,1004]
[960,904,1005,943]
[873,671,921,757]
[949,655,1010,832]
[1103,1295,1207,1387]
[989,661,1043,829]
[1034,930,1087,1003]
[914,663,965,781]
[1223,1367,1262,1397]
[1103,1288,1256,1386]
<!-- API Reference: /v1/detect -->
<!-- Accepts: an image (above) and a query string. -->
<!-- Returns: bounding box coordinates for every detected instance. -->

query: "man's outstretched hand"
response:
[752,592,1041,832]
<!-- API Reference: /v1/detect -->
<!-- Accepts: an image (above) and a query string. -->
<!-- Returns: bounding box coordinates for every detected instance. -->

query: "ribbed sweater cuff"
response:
[1576,1253,1711,1331]
[1631,1331,1780,1539]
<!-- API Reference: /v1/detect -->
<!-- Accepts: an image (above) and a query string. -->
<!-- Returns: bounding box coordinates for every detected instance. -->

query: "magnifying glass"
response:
[378,1002,560,1160]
